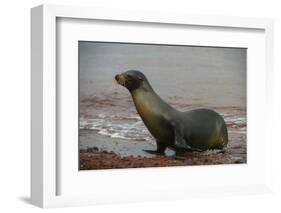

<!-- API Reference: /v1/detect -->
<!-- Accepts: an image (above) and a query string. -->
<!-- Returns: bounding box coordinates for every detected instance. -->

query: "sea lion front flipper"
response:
[143,143,166,155]
[143,149,159,154]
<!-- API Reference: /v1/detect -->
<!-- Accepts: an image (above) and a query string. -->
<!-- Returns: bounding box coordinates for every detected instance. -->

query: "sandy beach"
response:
[79,126,246,170]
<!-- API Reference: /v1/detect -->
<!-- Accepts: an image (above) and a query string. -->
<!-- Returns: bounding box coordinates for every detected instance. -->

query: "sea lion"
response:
[115,70,228,155]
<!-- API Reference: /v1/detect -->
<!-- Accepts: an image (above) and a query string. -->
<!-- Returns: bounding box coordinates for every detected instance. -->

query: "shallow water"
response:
[80,105,246,144]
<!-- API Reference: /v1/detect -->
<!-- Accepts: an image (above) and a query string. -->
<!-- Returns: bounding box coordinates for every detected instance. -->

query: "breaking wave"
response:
[80,111,246,141]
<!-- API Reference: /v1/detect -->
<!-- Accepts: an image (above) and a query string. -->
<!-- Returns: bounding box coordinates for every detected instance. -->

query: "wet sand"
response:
[80,148,242,170]
[79,138,246,171]
[79,124,246,170]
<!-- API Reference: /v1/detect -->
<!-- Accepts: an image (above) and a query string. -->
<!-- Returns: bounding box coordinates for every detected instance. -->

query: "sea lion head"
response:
[115,70,149,92]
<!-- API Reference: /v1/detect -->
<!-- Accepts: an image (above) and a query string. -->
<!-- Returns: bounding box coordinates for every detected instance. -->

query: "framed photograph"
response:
[31,4,274,208]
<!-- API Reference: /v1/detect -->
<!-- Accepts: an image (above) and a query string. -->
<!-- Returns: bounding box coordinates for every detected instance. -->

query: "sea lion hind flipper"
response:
[171,123,204,154]
[171,121,190,150]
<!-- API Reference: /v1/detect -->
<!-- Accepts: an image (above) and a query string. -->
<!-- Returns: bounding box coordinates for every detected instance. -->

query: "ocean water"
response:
[80,115,151,141]
[79,42,246,107]
[79,107,246,143]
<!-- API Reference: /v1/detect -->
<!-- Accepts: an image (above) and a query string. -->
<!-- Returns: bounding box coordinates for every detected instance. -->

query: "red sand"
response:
[79,147,245,170]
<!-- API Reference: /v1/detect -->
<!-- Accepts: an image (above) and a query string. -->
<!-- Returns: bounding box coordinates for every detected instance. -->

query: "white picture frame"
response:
[31,4,274,208]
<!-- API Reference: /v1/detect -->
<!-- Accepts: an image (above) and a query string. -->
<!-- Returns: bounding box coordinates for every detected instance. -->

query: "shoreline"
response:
[79,129,246,170]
